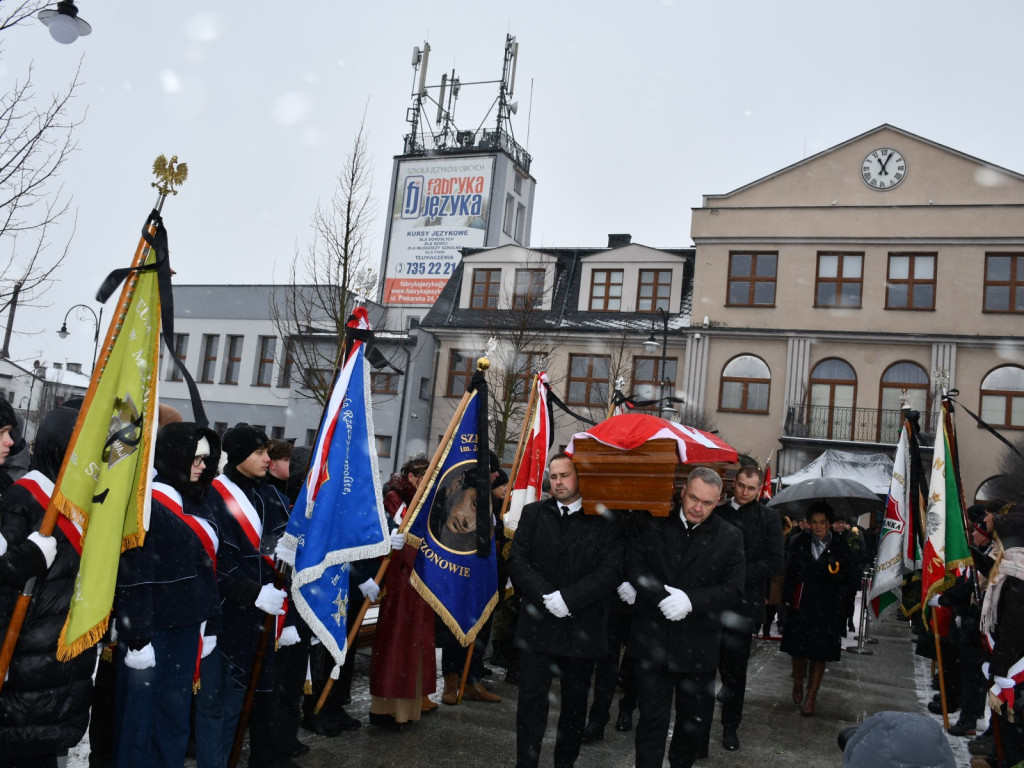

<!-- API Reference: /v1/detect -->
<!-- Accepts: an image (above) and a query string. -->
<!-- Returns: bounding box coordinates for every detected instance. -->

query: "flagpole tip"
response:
[477,357,490,371]
[151,155,188,197]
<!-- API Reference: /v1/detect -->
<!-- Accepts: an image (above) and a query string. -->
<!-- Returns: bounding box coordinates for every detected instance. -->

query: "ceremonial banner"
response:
[921,403,972,627]
[869,423,913,617]
[56,213,164,659]
[282,309,390,670]
[760,463,773,501]
[404,380,498,645]
[504,372,551,535]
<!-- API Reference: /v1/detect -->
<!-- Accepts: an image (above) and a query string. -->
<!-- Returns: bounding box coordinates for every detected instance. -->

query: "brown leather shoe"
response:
[421,695,438,713]
[462,681,501,703]
[441,673,460,705]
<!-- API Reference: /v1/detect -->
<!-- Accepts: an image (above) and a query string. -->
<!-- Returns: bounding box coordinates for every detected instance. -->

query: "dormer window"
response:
[470,268,501,310]
[589,269,623,312]
[637,269,672,312]
[513,269,544,309]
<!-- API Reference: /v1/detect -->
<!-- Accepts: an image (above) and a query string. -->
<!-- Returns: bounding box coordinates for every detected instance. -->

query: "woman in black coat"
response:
[780,502,856,715]
[0,400,94,767]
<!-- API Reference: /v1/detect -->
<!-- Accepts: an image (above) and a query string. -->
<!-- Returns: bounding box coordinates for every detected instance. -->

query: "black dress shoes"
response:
[723,725,740,751]
[369,712,402,731]
[334,708,362,731]
[581,721,605,743]
[615,708,633,732]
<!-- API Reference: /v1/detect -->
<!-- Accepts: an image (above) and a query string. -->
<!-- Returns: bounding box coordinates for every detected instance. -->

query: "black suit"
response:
[714,499,784,730]
[627,511,744,768]
[508,497,624,768]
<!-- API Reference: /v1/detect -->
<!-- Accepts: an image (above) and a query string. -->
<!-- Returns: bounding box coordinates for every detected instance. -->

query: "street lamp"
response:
[57,304,102,373]
[642,308,673,420]
[37,1,92,44]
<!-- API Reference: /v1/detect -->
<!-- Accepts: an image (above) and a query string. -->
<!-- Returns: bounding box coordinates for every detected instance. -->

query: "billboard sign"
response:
[383,156,494,306]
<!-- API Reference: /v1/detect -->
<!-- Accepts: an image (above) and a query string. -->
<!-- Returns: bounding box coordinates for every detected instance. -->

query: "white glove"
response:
[658,585,692,621]
[201,635,217,658]
[617,581,637,605]
[278,626,301,647]
[274,539,296,567]
[542,591,570,618]
[27,532,57,569]
[982,662,991,679]
[255,583,288,616]
[927,594,941,607]
[358,578,380,602]
[125,643,156,670]
[390,532,406,551]
[0,532,7,556]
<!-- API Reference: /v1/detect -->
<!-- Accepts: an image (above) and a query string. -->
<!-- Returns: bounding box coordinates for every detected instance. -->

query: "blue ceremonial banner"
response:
[405,388,499,645]
[282,314,390,669]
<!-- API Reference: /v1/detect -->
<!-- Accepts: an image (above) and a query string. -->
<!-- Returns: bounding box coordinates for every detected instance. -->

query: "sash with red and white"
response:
[212,475,286,638]
[15,470,82,555]
[152,481,220,685]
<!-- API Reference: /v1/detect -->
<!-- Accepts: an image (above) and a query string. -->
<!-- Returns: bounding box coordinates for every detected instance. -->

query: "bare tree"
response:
[272,112,378,405]
[0,3,83,326]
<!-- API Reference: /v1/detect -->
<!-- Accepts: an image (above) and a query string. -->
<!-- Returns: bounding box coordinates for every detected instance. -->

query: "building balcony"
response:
[784,403,937,446]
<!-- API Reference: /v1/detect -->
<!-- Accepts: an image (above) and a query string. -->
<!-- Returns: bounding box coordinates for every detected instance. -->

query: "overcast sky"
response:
[1,0,1022,370]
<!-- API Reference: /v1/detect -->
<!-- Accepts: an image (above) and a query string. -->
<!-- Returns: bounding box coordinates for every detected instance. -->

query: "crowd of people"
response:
[0,392,1020,768]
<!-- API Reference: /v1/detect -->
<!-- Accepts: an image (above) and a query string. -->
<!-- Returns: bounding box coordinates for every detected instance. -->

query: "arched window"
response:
[809,358,857,440]
[980,365,1024,429]
[975,476,1008,504]
[719,355,770,414]
[878,361,930,442]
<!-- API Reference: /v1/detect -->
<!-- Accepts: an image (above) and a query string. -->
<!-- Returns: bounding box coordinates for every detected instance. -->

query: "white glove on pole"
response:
[125,644,157,670]
[927,594,941,607]
[255,583,288,616]
[201,635,217,658]
[390,532,406,551]
[27,532,57,568]
[274,539,296,567]
[658,585,692,621]
[358,578,380,602]
[543,591,571,618]
[278,626,301,647]
[617,581,637,605]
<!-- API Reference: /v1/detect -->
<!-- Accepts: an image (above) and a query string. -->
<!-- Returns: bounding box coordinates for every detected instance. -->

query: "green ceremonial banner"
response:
[56,223,161,660]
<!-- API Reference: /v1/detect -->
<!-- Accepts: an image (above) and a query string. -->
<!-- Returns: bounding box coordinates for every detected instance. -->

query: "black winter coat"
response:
[626,511,745,675]
[0,403,95,758]
[508,498,624,659]
[716,500,784,628]
[780,531,857,661]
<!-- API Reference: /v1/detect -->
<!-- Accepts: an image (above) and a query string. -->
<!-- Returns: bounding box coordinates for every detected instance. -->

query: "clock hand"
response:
[877,154,893,175]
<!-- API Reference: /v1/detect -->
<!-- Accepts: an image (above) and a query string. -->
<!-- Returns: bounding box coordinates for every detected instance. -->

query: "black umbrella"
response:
[767,477,884,521]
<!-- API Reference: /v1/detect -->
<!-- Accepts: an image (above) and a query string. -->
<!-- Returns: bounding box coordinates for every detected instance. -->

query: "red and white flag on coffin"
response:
[505,372,551,535]
[566,413,738,465]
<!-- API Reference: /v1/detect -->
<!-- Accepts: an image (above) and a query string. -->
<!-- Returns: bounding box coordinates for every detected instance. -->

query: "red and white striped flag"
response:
[504,372,551,535]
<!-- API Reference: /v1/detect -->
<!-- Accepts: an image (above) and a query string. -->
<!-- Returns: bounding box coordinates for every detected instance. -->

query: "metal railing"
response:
[785,403,937,444]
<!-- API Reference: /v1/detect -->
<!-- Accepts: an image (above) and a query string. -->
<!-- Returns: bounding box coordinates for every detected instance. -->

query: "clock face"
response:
[861,148,907,190]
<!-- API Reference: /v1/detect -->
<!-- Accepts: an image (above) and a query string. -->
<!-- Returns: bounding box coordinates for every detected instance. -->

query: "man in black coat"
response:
[507,453,624,768]
[627,466,745,768]
[712,465,784,751]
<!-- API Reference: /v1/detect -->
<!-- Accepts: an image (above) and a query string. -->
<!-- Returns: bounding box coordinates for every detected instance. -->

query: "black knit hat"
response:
[222,423,269,468]
[0,397,15,431]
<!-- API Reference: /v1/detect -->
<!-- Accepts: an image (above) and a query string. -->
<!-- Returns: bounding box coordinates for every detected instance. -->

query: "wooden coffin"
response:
[573,439,739,517]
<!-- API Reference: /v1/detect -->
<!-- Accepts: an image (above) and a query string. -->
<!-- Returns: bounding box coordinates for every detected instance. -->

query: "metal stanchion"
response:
[846,567,874,655]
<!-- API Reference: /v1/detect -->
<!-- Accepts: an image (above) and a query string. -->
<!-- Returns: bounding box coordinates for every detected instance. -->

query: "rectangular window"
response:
[984,253,1024,313]
[513,173,523,194]
[372,371,398,394]
[631,356,678,407]
[567,354,610,407]
[515,203,526,244]
[886,253,936,310]
[419,376,431,400]
[200,335,219,383]
[637,269,672,312]
[470,269,501,310]
[815,252,863,308]
[507,352,541,403]
[168,333,188,382]
[503,193,515,236]
[513,268,544,309]
[214,421,228,436]
[271,426,285,440]
[278,339,295,388]
[255,336,275,386]
[446,350,476,397]
[222,335,243,385]
[727,252,777,306]
[305,429,317,447]
[589,270,624,312]
[376,435,393,458]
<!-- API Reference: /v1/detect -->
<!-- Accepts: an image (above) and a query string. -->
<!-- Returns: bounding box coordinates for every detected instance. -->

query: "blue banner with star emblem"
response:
[283,319,390,669]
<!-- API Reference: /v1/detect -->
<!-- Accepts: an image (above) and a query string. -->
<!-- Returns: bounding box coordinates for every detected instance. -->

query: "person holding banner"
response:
[0,400,94,768]
[196,424,291,768]
[507,453,625,768]
[112,422,223,768]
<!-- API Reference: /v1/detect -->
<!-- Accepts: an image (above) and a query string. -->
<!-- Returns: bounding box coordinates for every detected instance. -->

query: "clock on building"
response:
[861,148,907,190]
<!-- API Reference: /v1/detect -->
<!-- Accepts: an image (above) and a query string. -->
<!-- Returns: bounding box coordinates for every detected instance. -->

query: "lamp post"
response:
[642,308,672,420]
[37,1,92,44]
[57,304,102,373]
